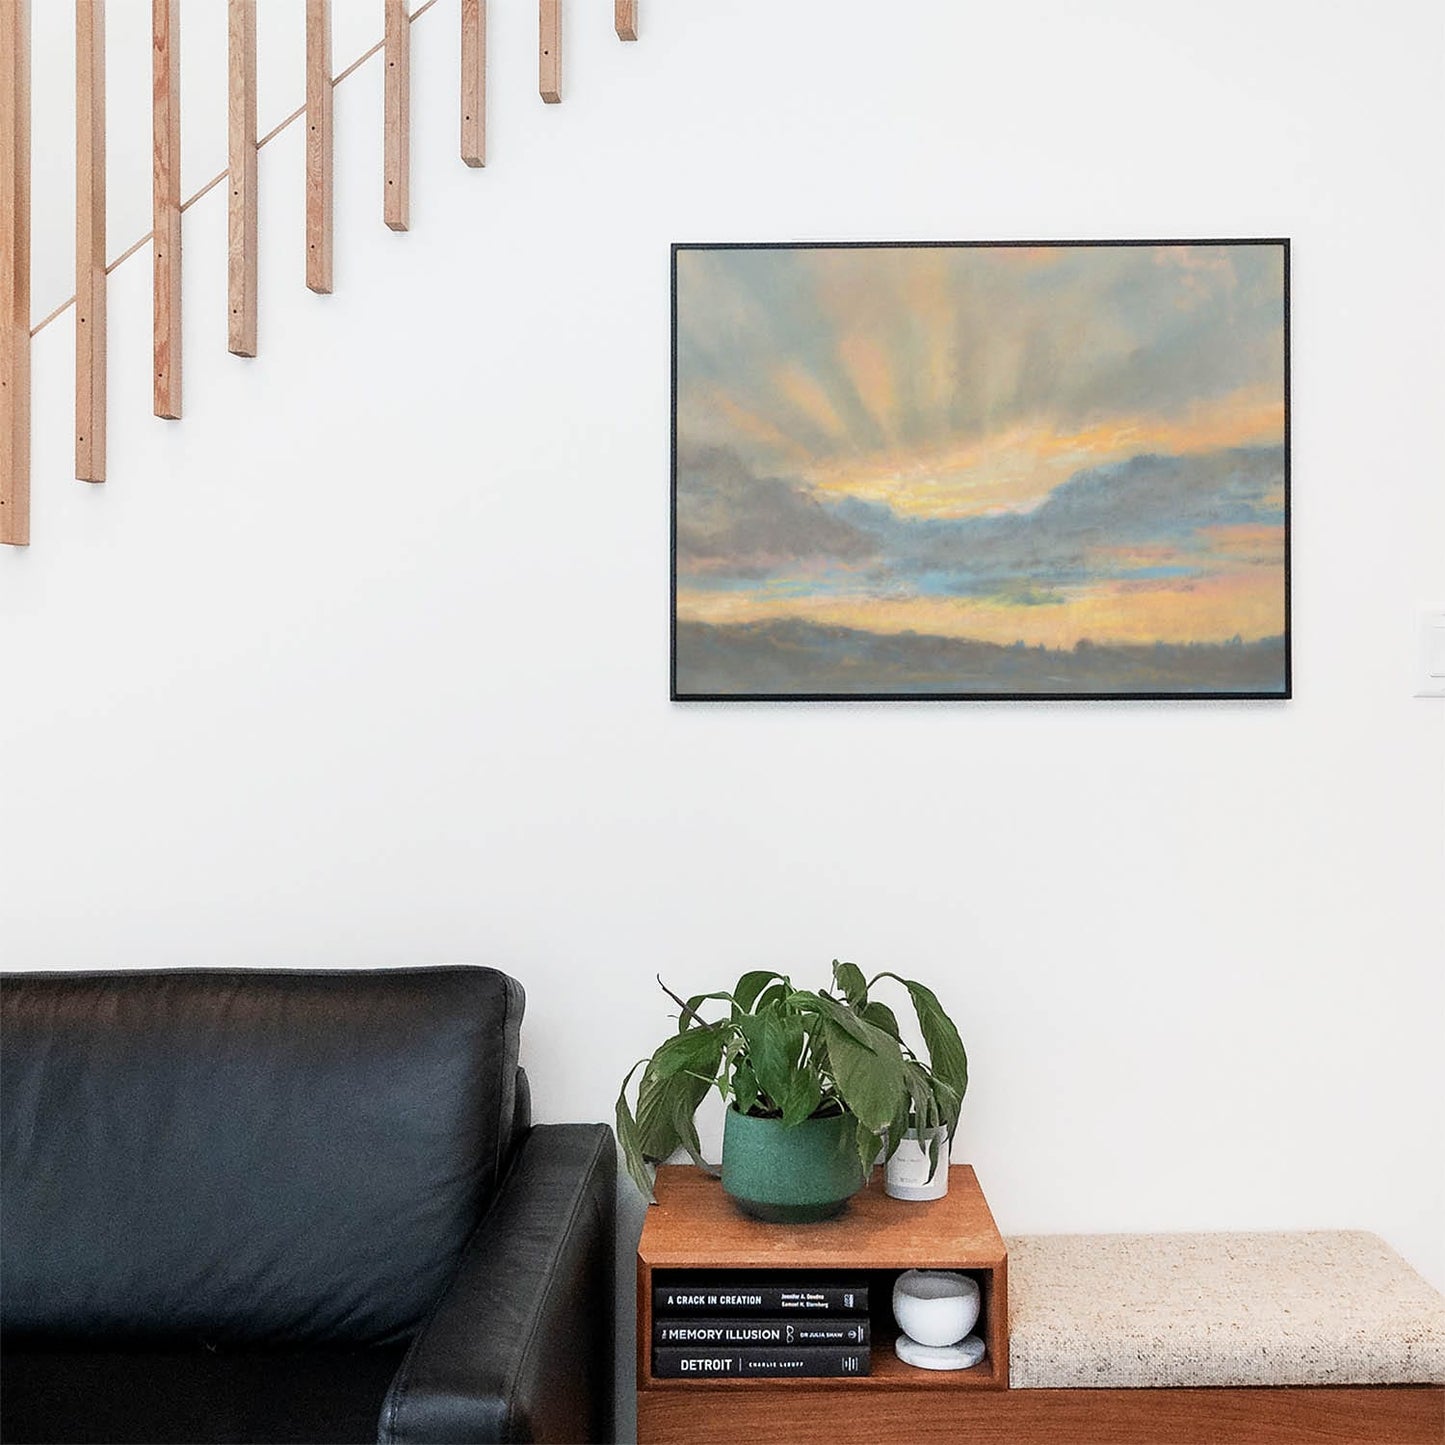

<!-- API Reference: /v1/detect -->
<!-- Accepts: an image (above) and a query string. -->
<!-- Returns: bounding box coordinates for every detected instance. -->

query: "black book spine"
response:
[652,1345,871,1379]
[653,1317,871,1347]
[652,1284,868,1315]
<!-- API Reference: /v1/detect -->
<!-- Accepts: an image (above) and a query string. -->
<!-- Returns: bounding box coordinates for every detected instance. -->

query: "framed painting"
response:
[671,240,1290,700]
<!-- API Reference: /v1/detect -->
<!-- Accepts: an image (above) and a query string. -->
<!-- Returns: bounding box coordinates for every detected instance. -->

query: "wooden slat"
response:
[615,0,637,42]
[460,0,484,167]
[75,1,106,482]
[152,0,181,418]
[227,0,257,357]
[1,0,29,543]
[383,0,409,231]
[539,0,560,103]
[305,0,332,292]
[640,1386,1445,1445]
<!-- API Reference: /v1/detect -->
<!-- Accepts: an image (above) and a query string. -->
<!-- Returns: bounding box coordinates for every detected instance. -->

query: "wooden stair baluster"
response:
[228,0,258,357]
[461,0,485,167]
[9,0,656,541]
[2,0,30,543]
[384,0,410,231]
[306,0,333,292]
[152,0,181,419]
[76,0,106,482]
[540,0,560,103]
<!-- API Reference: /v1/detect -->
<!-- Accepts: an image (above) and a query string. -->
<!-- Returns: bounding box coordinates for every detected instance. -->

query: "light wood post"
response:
[1,0,30,543]
[305,0,332,292]
[76,1,106,481]
[152,0,181,418]
[227,0,257,356]
[539,0,560,103]
[383,0,409,230]
[615,0,637,42]
[461,0,484,167]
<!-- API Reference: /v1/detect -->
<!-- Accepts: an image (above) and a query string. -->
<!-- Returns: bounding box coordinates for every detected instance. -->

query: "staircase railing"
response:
[1,0,640,547]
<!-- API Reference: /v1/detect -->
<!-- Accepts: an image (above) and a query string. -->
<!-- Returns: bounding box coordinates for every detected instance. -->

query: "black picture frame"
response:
[671,238,1291,702]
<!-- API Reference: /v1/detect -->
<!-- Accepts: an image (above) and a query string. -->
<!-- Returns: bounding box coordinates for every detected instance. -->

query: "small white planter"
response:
[884,1126,950,1201]
[892,1269,981,1348]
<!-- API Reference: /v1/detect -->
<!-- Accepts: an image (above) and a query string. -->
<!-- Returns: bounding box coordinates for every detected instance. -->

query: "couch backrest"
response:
[0,967,523,1347]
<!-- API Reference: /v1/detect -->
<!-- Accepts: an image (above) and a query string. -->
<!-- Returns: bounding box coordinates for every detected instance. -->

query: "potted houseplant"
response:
[616,960,967,1222]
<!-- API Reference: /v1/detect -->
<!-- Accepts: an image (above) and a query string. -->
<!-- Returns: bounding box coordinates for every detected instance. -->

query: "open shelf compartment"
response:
[637,1166,1009,1396]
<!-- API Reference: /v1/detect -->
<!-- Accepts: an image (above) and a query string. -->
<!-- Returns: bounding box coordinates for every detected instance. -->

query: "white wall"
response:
[4,0,1443,1395]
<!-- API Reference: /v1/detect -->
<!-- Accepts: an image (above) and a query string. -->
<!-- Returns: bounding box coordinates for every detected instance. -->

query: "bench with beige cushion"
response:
[997,1229,1445,1444]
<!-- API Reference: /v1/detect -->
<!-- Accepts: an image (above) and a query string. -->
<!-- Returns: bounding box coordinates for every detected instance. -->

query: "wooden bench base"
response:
[638,1384,1445,1444]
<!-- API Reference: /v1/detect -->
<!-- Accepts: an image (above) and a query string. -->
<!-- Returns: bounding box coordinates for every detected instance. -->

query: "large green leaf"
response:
[648,1022,727,1081]
[903,1060,951,1181]
[736,1005,802,1113]
[854,1115,883,1179]
[860,999,901,1041]
[669,1080,719,1175]
[873,973,969,1106]
[926,1124,945,1180]
[636,1060,712,1160]
[634,1067,678,1159]
[732,970,786,1016]
[803,990,887,1050]
[819,1015,904,1131]
[778,1062,823,1128]
[832,960,868,1007]
[808,1032,841,1114]
[718,1034,744,1098]
[753,982,789,1014]
[731,1057,760,1116]
[880,1090,911,1169]
[616,1060,655,1202]
[902,1060,937,1135]
[930,1075,962,1135]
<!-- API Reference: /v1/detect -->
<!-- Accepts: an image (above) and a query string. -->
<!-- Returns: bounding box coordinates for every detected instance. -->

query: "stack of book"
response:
[652,1278,871,1378]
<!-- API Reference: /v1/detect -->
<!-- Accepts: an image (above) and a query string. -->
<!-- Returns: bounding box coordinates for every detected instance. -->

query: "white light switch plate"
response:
[1418,609,1445,697]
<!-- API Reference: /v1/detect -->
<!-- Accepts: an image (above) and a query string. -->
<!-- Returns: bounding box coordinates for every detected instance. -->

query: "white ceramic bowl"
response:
[892,1269,980,1348]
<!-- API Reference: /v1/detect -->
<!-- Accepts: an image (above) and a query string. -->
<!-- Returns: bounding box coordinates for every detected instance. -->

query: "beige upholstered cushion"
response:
[1004,1230,1445,1388]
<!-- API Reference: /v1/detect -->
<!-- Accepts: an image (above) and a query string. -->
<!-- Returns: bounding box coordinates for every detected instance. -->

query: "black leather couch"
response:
[0,967,616,1445]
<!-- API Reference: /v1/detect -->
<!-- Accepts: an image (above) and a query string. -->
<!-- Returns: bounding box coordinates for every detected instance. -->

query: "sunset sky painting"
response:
[672,241,1289,698]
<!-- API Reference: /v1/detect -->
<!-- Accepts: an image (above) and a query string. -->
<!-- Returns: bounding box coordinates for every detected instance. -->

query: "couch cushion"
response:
[1006,1230,1445,1388]
[1,968,522,1347]
[0,1342,406,1445]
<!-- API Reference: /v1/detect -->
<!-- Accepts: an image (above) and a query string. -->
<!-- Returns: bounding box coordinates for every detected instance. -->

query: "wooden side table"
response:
[636,1164,1008,1444]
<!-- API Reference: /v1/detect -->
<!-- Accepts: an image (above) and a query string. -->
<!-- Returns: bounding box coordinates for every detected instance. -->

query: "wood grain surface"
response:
[227,0,257,356]
[637,1166,1010,1405]
[2,0,30,542]
[460,0,484,166]
[75,0,105,480]
[639,1383,1445,1444]
[152,0,181,418]
[640,1165,1007,1270]
[539,0,560,102]
[383,0,409,230]
[304,0,332,292]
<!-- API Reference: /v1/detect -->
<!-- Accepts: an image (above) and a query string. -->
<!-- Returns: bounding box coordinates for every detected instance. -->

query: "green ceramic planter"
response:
[721,1107,866,1223]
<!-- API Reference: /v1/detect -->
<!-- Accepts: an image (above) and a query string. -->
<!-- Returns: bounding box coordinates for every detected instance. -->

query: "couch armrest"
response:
[379,1124,616,1445]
